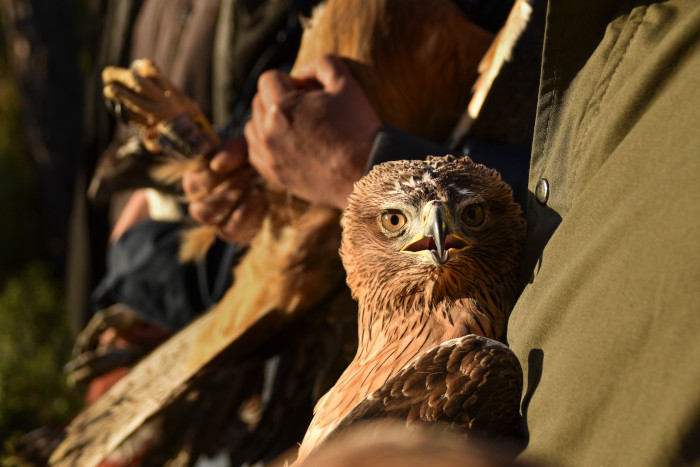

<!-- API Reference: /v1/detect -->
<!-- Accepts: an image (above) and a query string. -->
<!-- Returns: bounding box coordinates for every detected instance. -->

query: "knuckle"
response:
[250,94,263,117]
[243,121,255,142]
[182,170,211,197]
[188,202,206,224]
[181,172,196,194]
[258,69,281,89]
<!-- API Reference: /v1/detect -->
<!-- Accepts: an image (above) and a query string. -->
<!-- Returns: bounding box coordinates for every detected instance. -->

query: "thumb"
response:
[209,136,248,174]
[293,54,352,92]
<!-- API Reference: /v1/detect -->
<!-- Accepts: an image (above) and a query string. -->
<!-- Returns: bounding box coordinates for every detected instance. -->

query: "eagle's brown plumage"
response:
[295,155,526,462]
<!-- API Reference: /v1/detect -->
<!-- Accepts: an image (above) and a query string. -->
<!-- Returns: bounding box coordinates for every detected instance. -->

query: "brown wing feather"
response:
[326,335,523,442]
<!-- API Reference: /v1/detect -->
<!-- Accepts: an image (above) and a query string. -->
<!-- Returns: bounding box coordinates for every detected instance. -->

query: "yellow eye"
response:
[381,210,407,232]
[462,204,486,227]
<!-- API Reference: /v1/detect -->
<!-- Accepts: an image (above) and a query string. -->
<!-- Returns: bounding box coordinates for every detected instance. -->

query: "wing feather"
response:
[327,335,522,443]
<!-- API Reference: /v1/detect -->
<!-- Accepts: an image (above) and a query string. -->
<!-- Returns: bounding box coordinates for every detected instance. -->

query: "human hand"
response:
[182,136,267,244]
[244,54,382,209]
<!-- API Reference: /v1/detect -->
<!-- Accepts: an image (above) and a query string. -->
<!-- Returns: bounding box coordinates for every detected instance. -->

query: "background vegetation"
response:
[0,30,83,457]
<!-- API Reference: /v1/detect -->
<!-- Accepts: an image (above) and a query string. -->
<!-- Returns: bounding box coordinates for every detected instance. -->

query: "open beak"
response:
[402,201,468,264]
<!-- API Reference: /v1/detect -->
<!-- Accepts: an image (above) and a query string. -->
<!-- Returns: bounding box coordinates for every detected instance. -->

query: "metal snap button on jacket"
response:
[536,178,549,204]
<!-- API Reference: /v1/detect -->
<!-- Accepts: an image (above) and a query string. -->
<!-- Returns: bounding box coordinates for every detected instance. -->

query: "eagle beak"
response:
[423,201,447,261]
[402,201,470,264]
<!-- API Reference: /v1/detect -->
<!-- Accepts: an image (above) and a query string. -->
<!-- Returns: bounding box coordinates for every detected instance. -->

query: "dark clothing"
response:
[92,221,242,331]
[453,0,516,33]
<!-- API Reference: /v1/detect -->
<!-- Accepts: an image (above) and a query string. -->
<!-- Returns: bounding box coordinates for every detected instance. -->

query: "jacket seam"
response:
[539,10,561,188]
[570,6,648,199]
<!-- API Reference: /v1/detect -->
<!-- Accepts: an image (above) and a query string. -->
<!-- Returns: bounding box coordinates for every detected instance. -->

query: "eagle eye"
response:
[380,210,407,233]
[461,204,486,227]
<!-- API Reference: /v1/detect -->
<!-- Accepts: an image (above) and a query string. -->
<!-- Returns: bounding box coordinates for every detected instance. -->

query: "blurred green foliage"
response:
[0,34,82,454]
[0,263,82,442]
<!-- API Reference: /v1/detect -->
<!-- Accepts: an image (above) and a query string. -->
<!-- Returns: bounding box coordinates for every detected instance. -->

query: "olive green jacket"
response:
[508,1,700,466]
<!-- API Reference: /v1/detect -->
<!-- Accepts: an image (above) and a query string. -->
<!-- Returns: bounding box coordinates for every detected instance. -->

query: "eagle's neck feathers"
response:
[353,254,514,353]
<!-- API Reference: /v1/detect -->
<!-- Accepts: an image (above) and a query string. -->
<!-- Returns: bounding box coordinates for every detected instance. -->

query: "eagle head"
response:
[340,155,526,335]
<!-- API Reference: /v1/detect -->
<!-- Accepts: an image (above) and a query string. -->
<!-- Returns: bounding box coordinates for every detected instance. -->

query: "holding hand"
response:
[183,54,380,244]
[245,54,382,209]
[182,136,267,244]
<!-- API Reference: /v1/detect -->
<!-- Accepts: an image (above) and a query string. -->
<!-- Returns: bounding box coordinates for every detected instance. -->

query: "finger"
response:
[188,167,258,225]
[182,166,226,200]
[293,54,350,92]
[244,103,275,184]
[244,93,265,145]
[250,91,267,128]
[246,147,277,189]
[257,69,297,110]
[245,96,280,183]
[189,185,243,226]
[209,136,248,174]
[217,188,267,244]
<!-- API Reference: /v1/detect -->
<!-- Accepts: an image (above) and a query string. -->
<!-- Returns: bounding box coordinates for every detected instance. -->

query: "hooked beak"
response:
[424,201,447,260]
[402,201,468,264]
